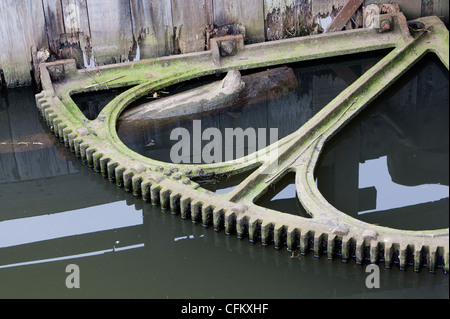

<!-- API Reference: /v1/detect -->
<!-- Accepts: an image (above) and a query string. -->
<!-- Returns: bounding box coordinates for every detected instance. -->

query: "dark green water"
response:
[0,54,448,299]
[315,54,449,231]
[117,52,386,164]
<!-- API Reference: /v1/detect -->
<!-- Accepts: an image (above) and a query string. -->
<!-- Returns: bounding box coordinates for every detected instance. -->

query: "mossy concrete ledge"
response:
[35,13,449,274]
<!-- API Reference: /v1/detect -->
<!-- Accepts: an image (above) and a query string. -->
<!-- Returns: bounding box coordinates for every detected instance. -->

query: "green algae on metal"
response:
[35,14,449,273]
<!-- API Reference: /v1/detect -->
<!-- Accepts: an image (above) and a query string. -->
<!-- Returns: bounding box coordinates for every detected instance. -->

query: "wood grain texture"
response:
[86,0,134,64]
[214,0,265,43]
[0,0,48,87]
[130,0,174,58]
[171,0,207,53]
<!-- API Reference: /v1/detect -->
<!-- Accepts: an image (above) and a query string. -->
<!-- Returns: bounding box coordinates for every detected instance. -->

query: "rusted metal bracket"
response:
[210,34,245,65]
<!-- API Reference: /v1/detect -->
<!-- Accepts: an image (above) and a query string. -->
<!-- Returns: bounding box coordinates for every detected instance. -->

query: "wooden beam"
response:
[325,0,364,33]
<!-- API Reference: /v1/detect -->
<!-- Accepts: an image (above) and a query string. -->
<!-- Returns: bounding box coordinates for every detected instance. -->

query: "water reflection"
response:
[0,202,143,249]
[71,86,133,121]
[255,172,311,217]
[117,52,387,164]
[315,54,449,230]
[0,75,447,300]
[192,167,259,195]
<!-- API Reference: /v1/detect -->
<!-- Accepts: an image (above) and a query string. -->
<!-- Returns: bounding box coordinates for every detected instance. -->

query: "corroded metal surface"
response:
[35,14,449,273]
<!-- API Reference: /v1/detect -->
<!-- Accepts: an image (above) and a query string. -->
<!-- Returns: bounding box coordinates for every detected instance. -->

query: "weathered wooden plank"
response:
[130,0,174,59]
[42,0,65,57]
[171,0,207,53]
[0,0,48,87]
[264,0,317,41]
[85,0,134,65]
[214,0,265,43]
[60,0,91,37]
[325,0,364,32]
[311,0,347,15]
[59,0,93,66]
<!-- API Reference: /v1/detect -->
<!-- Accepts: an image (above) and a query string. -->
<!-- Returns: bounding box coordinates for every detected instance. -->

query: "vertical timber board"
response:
[85,0,134,65]
[171,0,207,53]
[130,0,174,59]
[0,0,48,87]
[60,0,92,66]
[264,0,316,40]
[42,0,65,57]
[312,0,347,15]
[213,0,265,43]
[60,0,92,38]
[422,0,449,25]
[264,0,294,40]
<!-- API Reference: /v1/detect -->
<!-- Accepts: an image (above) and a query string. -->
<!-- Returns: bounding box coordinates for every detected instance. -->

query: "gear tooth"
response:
[132,174,143,197]
[442,249,449,274]
[79,142,90,162]
[191,200,203,224]
[287,227,300,252]
[399,244,409,271]
[201,204,214,227]
[341,237,355,263]
[355,240,364,265]
[122,169,134,192]
[68,134,75,152]
[159,188,171,210]
[313,233,326,258]
[248,217,260,243]
[93,152,104,173]
[106,161,118,181]
[62,128,72,147]
[213,209,225,232]
[170,192,181,215]
[141,179,151,201]
[44,109,54,126]
[384,242,394,269]
[35,92,45,101]
[274,224,286,250]
[443,249,449,274]
[86,147,96,168]
[327,236,336,260]
[224,210,236,235]
[300,231,311,255]
[48,114,58,132]
[57,123,67,142]
[73,137,83,157]
[114,165,126,187]
[51,118,60,137]
[428,247,437,273]
[150,185,161,206]
[53,118,62,137]
[260,221,273,246]
[413,246,423,272]
[100,156,111,177]
[180,196,192,220]
[236,214,248,239]
[370,242,380,264]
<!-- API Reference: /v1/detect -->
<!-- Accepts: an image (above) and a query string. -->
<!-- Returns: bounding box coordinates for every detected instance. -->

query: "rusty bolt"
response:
[378,19,392,33]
